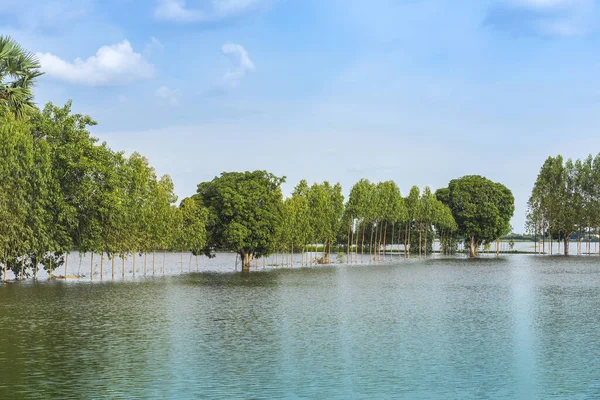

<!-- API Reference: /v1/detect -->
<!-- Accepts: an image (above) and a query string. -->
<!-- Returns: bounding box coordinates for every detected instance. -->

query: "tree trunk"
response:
[144,252,147,276]
[424,226,428,258]
[122,256,125,278]
[407,223,411,259]
[383,222,388,261]
[347,223,351,264]
[112,256,115,280]
[65,253,69,278]
[162,250,166,275]
[418,222,422,258]
[241,251,253,273]
[90,252,94,281]
[133,252,136,277]
[391,222,395,262]
[100,253,104,280]
[469,236,478,258]
[564,235,570,256]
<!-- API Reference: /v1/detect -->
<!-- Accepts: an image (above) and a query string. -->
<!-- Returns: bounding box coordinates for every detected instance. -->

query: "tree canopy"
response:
[195,171,285,272]
[436,175,514,258]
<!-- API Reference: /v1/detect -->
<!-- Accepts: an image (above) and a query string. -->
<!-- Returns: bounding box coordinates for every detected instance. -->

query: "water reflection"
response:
[1,256,600,398]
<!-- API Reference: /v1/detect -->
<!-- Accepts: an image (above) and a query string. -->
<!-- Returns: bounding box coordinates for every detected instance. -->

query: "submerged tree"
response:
[436,175,514,258]
[196,171,285,272]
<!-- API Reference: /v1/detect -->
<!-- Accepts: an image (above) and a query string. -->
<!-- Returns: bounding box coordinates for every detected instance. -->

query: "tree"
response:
[179,197,208,256]
[196,171,285,272]
[0,36,43,119]
[436,175,514,258]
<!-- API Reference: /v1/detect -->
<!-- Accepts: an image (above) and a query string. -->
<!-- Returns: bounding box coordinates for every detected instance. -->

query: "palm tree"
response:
[0,36,43,119]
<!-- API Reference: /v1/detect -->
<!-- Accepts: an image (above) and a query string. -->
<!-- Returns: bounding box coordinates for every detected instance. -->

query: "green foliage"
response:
[196,171,285,271]
[0,36,43,119]
[437,175,514,257]
[527,154,600,255]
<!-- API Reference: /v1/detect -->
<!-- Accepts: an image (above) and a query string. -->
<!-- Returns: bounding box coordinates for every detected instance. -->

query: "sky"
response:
[2,0,600,232]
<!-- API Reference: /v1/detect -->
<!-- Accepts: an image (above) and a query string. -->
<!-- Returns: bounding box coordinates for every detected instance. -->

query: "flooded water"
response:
[1,254,600,398]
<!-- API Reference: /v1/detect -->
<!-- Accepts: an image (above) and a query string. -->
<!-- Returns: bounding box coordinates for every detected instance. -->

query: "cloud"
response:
[221,43,255,88]
[156,86,180,105]
[486,0,596,36]
[154,0,263,23]
[37,40,154,85]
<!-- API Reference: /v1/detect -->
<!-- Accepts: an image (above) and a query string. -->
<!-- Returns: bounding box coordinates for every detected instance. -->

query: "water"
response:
[1,255,600,399]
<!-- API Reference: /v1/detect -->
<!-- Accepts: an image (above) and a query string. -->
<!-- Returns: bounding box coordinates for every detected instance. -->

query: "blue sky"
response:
[3,0,600,231]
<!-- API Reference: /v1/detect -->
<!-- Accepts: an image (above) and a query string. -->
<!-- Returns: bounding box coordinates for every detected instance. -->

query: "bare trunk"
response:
[122,255,125,278]
[162,250,166,275]
[90,252,94,281]
[347,223,351,264]
[564,235,570,256]
[144,252,147,276]
[241,251,253,273]
[100,253,104,280]
[65,253,69,277]
[469,236,478,258]
[407,223,411,259]
[418,222,422,258]
[112,256,115,280]
[133,252,136,277]
[424,225,429,258]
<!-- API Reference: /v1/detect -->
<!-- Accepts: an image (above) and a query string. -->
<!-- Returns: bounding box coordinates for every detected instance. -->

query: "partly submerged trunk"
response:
[241,250,254,273]
[469,236,479,258]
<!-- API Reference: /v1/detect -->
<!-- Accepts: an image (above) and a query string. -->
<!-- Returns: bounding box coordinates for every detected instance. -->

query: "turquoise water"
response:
[1,255,600,399]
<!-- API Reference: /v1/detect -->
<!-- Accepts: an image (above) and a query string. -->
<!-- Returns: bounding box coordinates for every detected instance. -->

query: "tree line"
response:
[0,36,516,278]
[192,173,514,272]
[527,154,600,255]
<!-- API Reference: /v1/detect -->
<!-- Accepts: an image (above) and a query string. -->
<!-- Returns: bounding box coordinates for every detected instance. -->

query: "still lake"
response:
[1,254,600,399]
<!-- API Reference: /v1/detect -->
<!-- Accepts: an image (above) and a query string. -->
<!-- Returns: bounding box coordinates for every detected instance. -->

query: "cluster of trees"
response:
[527,154,600,255]
[0,36,517,278]
[0,36,206,280]
[191,173,514,271]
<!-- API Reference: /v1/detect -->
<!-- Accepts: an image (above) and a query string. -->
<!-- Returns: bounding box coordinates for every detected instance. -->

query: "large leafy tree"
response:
[0,36,43,119]
[196,171,285,272]
[436,175,514,258]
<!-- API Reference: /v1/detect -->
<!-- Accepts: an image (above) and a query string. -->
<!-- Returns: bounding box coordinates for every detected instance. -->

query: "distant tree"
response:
[196,171,285,272]
[436,175,514,258]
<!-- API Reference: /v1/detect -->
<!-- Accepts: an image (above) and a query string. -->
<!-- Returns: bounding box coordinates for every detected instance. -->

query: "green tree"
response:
[437,175,514,258]
[196,171,285,272]
[0,36,43,119]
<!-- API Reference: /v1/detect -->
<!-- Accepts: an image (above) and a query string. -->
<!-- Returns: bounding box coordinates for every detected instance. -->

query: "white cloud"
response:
[156,86,180,105]
[154,0,263,23]
[37,40,154,85]
[221,43,255,88]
